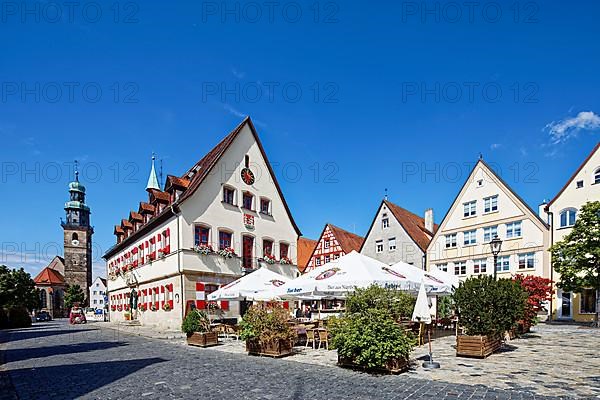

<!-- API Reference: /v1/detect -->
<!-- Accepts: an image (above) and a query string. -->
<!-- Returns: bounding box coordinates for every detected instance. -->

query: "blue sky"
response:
[1,1,599,279]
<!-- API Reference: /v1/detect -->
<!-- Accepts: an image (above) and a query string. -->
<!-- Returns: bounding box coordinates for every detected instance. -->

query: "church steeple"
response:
[64,160,90,227]
[146,153,160,192]
[62,160,93,306]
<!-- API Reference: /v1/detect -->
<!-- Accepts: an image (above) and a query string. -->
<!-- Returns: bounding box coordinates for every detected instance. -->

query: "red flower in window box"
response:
[124,304,130,311]
[117,305,123,311]
[218,247,236,259]
[194,244,214,255]
[280,256,292,265]
[138,304,147,312]
[111,305,116,311]
[263,253,277,264]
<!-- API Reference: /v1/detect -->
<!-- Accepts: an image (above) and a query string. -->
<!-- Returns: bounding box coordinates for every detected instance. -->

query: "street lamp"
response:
[490,235,503,279]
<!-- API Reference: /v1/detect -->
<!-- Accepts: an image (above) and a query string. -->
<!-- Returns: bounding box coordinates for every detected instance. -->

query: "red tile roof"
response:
[165,175,190,191]
[149,189,170,203]
[121,219,133,230]
[383,200,437,253]
[114,225,125,235]
[327,224,364,254]
[138,202,155,214]
[547,142,600,207]
[297,237,318,273]
[33,267,65,285]
[129,211,144,222]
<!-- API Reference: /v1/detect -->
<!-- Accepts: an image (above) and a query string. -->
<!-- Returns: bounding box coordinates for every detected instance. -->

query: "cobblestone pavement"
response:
[0,320,592,400]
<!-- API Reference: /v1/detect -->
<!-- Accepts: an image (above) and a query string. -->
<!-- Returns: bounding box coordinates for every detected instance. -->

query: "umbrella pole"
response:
[422,325,440,369]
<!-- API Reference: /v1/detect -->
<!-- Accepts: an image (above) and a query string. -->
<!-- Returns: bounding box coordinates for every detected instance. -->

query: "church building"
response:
[103,117,301,330]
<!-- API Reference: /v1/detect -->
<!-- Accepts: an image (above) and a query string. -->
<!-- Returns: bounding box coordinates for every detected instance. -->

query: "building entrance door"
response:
[560,291,572,319]
[242,236,254,271]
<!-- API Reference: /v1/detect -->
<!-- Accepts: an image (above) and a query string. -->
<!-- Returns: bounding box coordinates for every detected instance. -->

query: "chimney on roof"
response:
[538,200,549,224]
[424,208,434,233]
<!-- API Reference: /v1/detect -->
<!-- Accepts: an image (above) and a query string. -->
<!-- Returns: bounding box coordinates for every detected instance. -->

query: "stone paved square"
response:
[1,320,597,399]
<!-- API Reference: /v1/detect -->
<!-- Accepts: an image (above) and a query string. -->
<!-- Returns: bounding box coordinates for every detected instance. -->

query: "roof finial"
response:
[479,152,483,161]
[146,152,160,192]
[384,188,388,201]
[74,160,79,182]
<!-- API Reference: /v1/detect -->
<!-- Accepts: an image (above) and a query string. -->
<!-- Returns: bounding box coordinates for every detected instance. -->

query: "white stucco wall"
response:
[360,202,425,268]
[427,162,550,281]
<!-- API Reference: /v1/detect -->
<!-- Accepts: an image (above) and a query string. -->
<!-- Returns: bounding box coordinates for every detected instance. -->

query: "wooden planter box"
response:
[338,354,410,374]
[456,335,501,358]
[187,332,219,347]
[517,323,531,335]
[246,338,293,358]
[506,328,517,341]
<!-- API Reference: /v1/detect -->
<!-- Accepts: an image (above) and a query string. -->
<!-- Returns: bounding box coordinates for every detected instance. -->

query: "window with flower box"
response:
[263,239,273,257]
[279,243,289,259]
[219,231,232,250]
[194,225,210,246]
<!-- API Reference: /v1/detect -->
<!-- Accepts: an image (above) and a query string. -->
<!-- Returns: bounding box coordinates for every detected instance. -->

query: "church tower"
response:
[61,162,93,305]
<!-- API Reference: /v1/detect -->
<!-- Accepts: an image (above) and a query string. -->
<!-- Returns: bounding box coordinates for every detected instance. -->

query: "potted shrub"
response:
[182,309,218,347]
[330,285,416,373]
[193,244,213,255]
[240,304,297,357]
[263,254,277,264]
[218,247,236,259]
[162,302,171,311]
[124,311,131,321]
[453,276,527,358]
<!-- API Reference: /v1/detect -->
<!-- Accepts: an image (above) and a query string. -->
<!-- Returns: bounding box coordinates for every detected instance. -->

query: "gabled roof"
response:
[297,237,318,273]
[360,200,437,253]
[165,175,190,191]
[34,267,65,285]
[327,224,364,254]
[149,189,170,203]
[427,159,549,252]
[138,202,155,215]
[176,117,300,235]
[547,142,600,207]
[129,211,144,222]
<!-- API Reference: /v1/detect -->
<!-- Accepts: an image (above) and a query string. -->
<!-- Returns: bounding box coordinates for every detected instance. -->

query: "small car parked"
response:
[69,307,87,324]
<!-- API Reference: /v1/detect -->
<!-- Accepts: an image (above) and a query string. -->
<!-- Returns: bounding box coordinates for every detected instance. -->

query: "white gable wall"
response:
[360,202,425,268]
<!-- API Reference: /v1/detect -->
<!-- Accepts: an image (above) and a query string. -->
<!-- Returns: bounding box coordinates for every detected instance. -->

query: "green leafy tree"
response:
[0,266,39,311]
[64,284,85,309]
[550,201,600,327]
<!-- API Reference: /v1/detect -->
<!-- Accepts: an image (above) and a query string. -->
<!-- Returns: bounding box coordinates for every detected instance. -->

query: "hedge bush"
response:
[181,309,211,336]
[239,304,297,344]
[452,275,527,337]
[7,306,32,329]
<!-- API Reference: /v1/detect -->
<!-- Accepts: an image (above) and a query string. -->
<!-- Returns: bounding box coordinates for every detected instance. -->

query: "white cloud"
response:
[231,68,246,79]
[224,104,247,119]
[545,111,600,144]
[490,143,502,150]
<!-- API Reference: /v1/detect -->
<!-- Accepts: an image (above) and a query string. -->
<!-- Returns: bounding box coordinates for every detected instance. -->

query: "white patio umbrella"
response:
[275,251,412,299]
[389,261,453,295]
[428,264,459,289]
[207,267,290,301]
[411,281,432,324]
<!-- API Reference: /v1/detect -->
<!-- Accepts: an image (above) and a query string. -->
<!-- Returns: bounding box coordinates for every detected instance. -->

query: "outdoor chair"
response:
[306,329,317,349]
[226,325,240,340]
[317,330,329,350]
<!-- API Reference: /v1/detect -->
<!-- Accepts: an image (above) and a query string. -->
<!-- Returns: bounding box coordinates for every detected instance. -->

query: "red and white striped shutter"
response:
[195,282,205,309]
[160,286,165,307]
[164,228,171,253]
[219,284,229,311]
[167,283,174,308]
[153,287,159,309]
